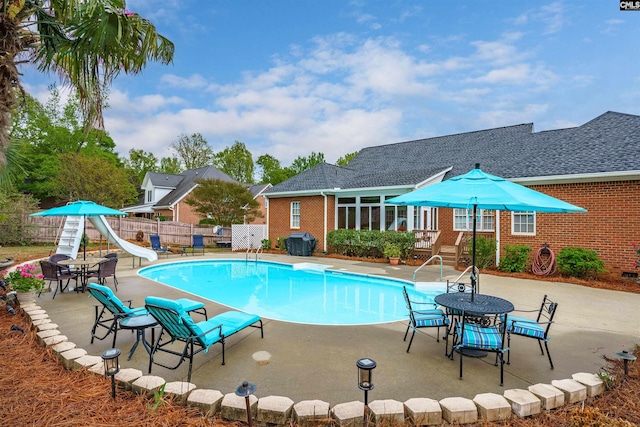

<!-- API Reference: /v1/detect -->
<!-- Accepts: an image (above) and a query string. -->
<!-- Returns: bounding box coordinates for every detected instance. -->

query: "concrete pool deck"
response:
[34,252,640,406]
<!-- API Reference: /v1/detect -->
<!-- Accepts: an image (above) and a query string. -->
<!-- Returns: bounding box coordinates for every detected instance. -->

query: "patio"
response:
[35,252,640,406]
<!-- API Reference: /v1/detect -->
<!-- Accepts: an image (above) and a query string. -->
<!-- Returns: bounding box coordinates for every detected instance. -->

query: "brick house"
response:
[264,111,640,275]
[123,165,271,225]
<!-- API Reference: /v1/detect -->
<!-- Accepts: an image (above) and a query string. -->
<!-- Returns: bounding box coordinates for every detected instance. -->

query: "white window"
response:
[453,208,495,231]
[290,201,300,228]
[147,190,152,203]
[512,211,535,235]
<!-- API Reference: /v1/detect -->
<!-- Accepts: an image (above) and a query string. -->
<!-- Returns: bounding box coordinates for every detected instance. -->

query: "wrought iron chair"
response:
[453,313,509,385]
[145,296,263,382]
[192,234,205,255]
[150,234,169,258]
[402,286,449,352]
[507,294,558,369]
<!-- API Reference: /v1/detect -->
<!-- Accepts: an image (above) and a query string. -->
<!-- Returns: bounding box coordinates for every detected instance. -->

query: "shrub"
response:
[276,237,287,251]
[261,239,271,250]
[556,247,606,279]
[327,229,414,259]
[499,244,532,272]
[468,235,497,268]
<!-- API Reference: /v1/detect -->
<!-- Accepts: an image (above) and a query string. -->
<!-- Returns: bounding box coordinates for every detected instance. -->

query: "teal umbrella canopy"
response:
[386,165,586,300]
[386,167,586,213]
[30,200,126,217]
[31,201,126,260]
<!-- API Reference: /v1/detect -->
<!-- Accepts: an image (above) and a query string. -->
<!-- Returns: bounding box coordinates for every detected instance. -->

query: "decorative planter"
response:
[389,257,400,266]
[16,291,36,305]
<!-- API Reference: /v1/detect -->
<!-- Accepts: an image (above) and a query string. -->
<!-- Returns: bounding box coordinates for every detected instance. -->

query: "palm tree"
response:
[0,0,174,168]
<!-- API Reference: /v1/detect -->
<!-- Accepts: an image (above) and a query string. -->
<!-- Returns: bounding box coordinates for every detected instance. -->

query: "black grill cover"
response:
[285,232,317,256]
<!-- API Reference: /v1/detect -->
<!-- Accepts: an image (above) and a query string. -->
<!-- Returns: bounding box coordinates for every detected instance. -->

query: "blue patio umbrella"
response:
[31,200,126,260]
[386,164,586,299]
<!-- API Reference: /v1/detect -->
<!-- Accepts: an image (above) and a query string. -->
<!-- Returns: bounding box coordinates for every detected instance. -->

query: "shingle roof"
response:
[267,111,640,195]
[155,166,237,207]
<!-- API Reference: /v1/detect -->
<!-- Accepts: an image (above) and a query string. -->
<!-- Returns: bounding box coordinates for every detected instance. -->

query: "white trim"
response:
[414,167,452,188]
[511,170,640,185]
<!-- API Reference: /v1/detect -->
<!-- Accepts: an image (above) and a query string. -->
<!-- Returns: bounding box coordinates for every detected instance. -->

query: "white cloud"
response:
[161,74,209,89]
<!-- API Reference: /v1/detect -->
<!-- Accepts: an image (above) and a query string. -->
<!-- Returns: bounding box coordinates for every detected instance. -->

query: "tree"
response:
[213,141,254,183]
[290,152,325,174]
[185,179,261,226]
[124,149,158,185]
[1,0,174,168]
[159,157,182,174]
[256,154,295,185]
[10,86,121,202]
[171,133,214,170]
[336,151,358,166]
[55,152,138,207]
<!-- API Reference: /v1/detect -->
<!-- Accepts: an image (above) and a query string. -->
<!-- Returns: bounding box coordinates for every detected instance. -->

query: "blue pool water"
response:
[138,260,446,325]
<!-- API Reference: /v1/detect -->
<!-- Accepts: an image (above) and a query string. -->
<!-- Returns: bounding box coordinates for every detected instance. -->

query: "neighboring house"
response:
[265,111,640,275]
[123,165,271,225]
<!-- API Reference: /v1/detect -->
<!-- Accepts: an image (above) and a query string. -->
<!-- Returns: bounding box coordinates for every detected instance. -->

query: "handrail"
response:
[245,246,262,262]
[453,265,481,293]
[412,255,443,282]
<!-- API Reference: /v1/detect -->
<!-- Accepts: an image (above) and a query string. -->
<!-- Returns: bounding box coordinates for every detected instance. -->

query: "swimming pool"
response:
[138,260,446,325]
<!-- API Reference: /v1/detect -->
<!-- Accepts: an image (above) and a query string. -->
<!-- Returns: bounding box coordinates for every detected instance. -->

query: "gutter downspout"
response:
[264,196,270,245]
[495,211,501,267]
[320,191,327,252]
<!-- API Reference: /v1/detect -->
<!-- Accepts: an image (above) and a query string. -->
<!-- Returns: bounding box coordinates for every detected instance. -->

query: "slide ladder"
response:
[56,216,83,259]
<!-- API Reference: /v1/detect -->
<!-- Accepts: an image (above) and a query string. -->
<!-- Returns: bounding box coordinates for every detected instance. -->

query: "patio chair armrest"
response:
[511,308,538,314]
[198,323,223,339]
[410,300,438,307]
[123,299,133,308]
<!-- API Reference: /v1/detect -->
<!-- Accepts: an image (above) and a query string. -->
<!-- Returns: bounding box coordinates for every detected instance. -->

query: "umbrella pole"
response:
[471,204,477,301]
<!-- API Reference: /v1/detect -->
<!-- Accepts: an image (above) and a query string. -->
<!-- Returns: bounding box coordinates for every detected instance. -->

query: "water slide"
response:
[88,216,158,262]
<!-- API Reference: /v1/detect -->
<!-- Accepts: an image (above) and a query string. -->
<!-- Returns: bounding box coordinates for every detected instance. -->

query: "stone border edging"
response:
[20,301,606,426]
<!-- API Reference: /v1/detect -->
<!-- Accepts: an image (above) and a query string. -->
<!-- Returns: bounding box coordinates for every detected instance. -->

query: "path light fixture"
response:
[235,380,256,427]
[356,358,376,427]
[101,348,121,400]
[616,348,636,379]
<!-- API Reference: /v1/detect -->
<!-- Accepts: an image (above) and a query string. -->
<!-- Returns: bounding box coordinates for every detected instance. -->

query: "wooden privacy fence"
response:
[27,216,231,248]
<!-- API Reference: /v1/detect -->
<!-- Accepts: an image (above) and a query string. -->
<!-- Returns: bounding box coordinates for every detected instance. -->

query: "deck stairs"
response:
[438,245,458,266]
[55,216,83,259]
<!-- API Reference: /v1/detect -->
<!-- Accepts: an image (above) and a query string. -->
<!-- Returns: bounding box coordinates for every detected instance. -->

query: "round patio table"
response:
[435,292,514,358]
[434,292,514,316]
[118,314,158,361]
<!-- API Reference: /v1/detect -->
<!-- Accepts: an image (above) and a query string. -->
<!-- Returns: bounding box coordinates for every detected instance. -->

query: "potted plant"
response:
[2,263,45,304]
[384,242,402,265]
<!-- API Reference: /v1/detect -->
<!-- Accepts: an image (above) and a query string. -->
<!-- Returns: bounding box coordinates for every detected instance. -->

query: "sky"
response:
[20,1,640,167]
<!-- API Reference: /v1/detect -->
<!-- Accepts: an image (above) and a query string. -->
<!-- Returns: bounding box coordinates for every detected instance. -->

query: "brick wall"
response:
[268,195,335,251]
[438,180,640,274]
[267,180,640,274]
[498,180,640,275]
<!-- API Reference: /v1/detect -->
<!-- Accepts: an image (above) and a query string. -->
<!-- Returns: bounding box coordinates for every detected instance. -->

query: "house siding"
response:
[499,180,640,275]
[269,195,334,251]
[267,180,640,274]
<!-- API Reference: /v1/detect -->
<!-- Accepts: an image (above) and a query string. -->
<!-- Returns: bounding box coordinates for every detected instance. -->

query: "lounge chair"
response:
[88,283,207,348]
[150,234,169,258]
[192,234,205,255]
[145,296,263,382]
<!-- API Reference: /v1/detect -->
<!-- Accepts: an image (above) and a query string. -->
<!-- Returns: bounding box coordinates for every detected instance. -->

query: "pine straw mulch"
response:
[1,303,639,427]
